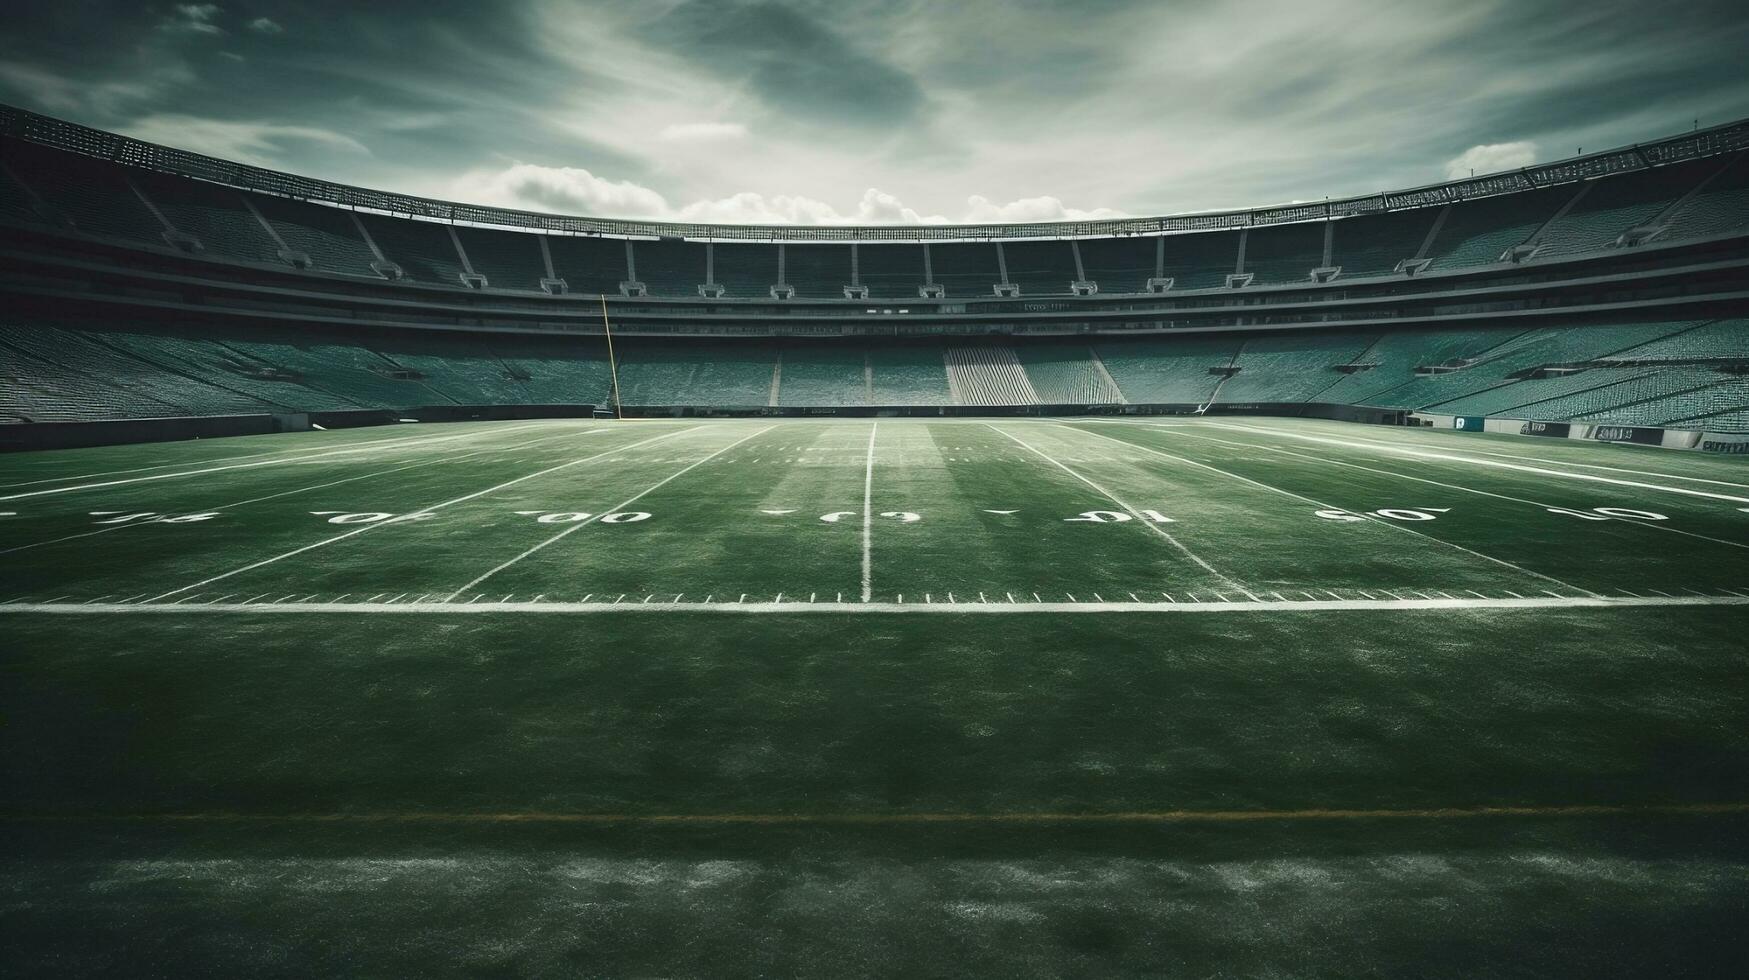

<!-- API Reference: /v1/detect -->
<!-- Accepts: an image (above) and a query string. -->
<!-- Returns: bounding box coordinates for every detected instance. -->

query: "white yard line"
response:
[1191,423,1749,490]
[1197,421,1749,505]
[987,423,1244,591]
[140,426,704,603]
[1146,425,1749,552]
[0,421,572,502]
[861,421,878,603]
[4,595,1744,615]
[1058,421,1602,598]
[442,425,775,600]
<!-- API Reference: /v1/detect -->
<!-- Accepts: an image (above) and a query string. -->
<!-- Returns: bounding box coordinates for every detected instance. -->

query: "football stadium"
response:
[3,2,1749,974]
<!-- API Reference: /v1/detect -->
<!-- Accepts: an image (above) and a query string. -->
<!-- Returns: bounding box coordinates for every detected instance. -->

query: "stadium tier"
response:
[0,105,1745,444]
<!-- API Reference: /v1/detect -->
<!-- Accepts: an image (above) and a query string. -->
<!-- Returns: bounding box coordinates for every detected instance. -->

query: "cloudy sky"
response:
[3,0,1747,224]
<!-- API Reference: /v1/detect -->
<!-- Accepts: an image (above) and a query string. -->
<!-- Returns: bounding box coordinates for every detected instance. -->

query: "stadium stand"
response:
[931,243,1002,298]
[712,242,778,298]
[1001,241,1079,295]
[785,245,854,299]
[1331,209,1438,279]
[634,239,708,298]
[455,228,546,292]
[1600,319,1749,361]
[1160,231,1239,290]
[858,244,927,299]
[1216,332,1375,403]
[1075,236,1156,294]
[1014,343,1125,403]
[1532,158,1718,259]
[615,342,776,405]
[4,142,168,244]
[1660,153,1749,240]
[944,346,1038,404]
[250,195,380,277]
[357,215,467,287]
[131,173,283,265]
[547,236,628,295]
[1242,222,1326,284]
[1092,337,1240,404]
[1320,329,1520,407]
[1421,187,1569,269]
[867,346,952,404]
[777,346,869,406]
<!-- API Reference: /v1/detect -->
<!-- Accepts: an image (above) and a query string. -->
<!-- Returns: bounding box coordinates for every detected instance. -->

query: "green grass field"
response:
[4,416,1748,975]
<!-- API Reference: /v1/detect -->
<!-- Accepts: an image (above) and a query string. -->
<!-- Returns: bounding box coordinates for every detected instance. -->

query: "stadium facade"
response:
[1,104,1746,449]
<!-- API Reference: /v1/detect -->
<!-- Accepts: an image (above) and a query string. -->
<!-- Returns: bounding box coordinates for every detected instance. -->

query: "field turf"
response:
[3,416,1748,975]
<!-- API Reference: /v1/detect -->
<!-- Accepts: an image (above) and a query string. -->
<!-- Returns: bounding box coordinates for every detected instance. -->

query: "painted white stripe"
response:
[1059,421,1601,598]
[4,595,1743,615]
[141,426,703,603]
[0,421,570,502]
[987,423,1243,591]
[1200,421,1749,504]
[443,425,774,599]
[1147,424,1749,552]
[861,421,879,603]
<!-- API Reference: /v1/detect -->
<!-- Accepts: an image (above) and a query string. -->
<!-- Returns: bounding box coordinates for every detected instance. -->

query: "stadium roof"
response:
[4,103,1747,244]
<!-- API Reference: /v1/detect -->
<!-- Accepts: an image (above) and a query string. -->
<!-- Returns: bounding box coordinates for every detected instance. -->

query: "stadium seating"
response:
[943,346,1038,404]
[1014,343,1125,403]
[1601,319,1748,361]
[1092,336,1239,404]
[357,215,467,287]
[1331,209,1438,279]
[867,346,952,404]
[1321,328,1520,407]
[1421,187,1568,269]
[250,195,380,277]
[548,236,629,295]
[777,346,868,406]
[1074,236,1156,294]
[931,243,1002,298]
[1242,222,1325,284]
[857,244,928,299]
[1216,333,1374,403]
[712,243,778,298]
[455,228,546,292]
[634,239,708,298]
[1660,153,1749,241]
[1576,374,1749,428]
[784,245,853,299]
[132,173,283,265]
[1160,231,1239,290]
[4,142,168,244]
[1533,158,1716,259]
[615,343,776,405]
[1000,241,1079,295]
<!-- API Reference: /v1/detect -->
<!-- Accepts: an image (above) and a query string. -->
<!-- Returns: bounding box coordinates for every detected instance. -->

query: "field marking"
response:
[861,421,878,603]
[1207,422,1749,490]
[141,426,706,603]
[11,595,1744,615]
[0,439,564,557]
[443,425,776,600]
[1145,425,1749,553]
[1061,422,1602,598]
[987,424,1243,591]
[0,422,564,491]
[0,421,581,502]
[1199,421,1749,505]
[12,801,1749,825]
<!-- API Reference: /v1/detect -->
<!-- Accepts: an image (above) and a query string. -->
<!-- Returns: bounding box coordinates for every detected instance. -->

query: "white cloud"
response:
[447,163,1130,225]
[658,122,748,142]
[118,115,371,167]
[249,17,284,35]
[0,60,166,116]
[1445,141,1538,180]
[163,4,224,35]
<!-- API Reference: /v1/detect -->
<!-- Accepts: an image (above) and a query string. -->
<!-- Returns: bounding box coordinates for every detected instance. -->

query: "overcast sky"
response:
[3,0,1747,224]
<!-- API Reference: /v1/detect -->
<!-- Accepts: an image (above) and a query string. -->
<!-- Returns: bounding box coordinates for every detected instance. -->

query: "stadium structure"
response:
[4,102,1749,977]
[1,104,1746,447]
